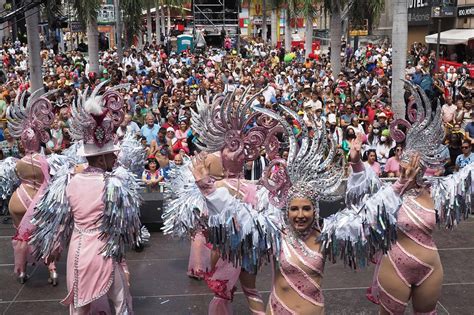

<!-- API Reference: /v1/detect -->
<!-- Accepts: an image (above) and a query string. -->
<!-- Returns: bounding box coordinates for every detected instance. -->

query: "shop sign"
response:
[408,0,432,26]
[458,5,474,17]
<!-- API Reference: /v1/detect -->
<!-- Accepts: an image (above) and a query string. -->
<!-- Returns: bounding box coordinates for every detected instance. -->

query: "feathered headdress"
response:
[257,105,344,210]
[191,86,283,176]
[7,89,55,153]
[390,80,446,170]
[70,81,129,156]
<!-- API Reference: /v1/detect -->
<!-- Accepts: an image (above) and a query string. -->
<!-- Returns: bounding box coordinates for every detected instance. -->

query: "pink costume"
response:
[6,89,57,283]
[203,179,264,315]
[187,232,211,279]
[376,196,437,315]
[61,170,133,314]
[269,235,325,314]
[30,82,143,315]
[11,154,51,275]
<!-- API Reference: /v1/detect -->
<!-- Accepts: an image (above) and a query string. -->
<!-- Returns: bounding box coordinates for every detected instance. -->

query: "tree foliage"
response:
[71,0,101,25]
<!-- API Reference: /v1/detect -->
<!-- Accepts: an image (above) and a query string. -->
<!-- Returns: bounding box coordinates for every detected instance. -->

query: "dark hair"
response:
[363,149,377,162]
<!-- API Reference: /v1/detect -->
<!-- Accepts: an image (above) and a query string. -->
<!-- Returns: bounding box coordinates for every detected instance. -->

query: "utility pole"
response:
[114,0,123,61]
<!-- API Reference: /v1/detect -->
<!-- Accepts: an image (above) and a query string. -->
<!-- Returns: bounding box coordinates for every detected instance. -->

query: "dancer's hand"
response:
[190,152,209,182]
[400,153,421,184]
[349,133,363,163]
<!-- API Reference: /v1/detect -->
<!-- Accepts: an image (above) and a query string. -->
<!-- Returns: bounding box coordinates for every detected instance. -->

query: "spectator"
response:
[465,112,474,145]
[384,144,403,178]
[455,140,474,172]
[244,147,269,181]
[327,113,343,148]
[364,149,381,177]
[342,128,357,160]
[441,96,456,126]
[0,128,20,158]
[142,155,163,192]
[141,113,160,145]
[376,129,394,170]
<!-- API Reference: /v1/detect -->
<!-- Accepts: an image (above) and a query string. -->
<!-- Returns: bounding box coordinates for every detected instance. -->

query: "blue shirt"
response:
[160,165,171,180]
[456,152,474,169]
[141,124,160,144]
[465,123,474,138]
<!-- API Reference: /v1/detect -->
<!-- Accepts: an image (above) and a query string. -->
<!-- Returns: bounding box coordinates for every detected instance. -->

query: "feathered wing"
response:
[47,142,87,176]
[204,185,283,273]
[430,163,474,229]
[0,157,20,200]
[98,166,143,262]
[161,162,208,238]
[29,165,74,261]
[117,133,146,174]
[320,184,401,269]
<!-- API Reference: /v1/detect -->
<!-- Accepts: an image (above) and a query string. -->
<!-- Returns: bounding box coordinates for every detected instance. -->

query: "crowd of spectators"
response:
[0,38,472,191]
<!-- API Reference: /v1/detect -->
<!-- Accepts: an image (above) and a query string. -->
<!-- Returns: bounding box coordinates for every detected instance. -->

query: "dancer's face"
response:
[288,198,314,233]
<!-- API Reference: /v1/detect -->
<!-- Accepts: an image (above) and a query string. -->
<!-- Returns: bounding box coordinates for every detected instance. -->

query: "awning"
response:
[425,28,474,45]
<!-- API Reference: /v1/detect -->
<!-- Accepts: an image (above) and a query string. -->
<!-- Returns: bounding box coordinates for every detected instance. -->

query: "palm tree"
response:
[391,0,407,118]
[155,0,162,45]
[262,0,267,42]
[284,0,298,52]
[72,0,101,76]
[121,0,144,48]
[26,0,62,92]
[25,5,42,92]
[325,0,344,76]
[299,0,318,58]
[284,6,292,52]
[270,2,278,46]
[114,0,124,61]
[146,0,153,45]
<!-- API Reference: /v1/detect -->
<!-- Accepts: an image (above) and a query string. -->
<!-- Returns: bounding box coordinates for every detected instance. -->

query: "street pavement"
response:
[0,215,473,314]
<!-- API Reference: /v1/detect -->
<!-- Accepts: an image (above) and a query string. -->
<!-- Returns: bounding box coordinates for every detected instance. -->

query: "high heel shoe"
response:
[48,269,58,286]
[18,271,28,284]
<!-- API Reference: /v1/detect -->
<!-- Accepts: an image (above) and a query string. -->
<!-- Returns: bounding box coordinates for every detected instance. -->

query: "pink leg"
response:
[188,232,211,279]
[367,252,382,304]
[206,259,241,315]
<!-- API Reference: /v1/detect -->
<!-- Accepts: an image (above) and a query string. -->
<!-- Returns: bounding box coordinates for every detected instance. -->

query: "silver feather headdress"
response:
[7,89,56,153]
[191,86,283,177]
[70,81,130,156]
[390,80,446,170]
[256,105,344,210]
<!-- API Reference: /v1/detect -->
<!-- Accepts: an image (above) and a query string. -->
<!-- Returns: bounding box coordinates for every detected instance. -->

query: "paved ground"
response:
[0,216,473,315]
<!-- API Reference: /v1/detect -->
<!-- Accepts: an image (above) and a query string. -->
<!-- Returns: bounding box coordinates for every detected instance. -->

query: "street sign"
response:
[431,5,455,18]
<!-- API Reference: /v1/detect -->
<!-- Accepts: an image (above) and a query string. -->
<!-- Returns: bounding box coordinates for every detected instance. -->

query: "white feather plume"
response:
[84,96,104,115]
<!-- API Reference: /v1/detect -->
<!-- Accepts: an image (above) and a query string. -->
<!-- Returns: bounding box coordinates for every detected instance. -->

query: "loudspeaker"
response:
[140,192,164,232]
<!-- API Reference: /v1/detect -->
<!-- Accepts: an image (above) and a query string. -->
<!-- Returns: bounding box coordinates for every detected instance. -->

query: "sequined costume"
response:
[164,86,402,314]
[3,89,58,283]
[335,82,473,315]
[30,82,144,314]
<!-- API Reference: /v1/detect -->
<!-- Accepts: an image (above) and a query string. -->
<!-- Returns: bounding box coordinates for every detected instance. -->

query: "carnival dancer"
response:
[328,81,474,314]
[198,102,401,314]
[164,88,401,314]
[163,89,284,315]
[29,82,144,314]
[0,89,58,284]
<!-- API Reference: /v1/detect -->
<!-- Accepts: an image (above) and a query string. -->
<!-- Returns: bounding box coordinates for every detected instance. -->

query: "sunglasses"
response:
[462,146,470,149]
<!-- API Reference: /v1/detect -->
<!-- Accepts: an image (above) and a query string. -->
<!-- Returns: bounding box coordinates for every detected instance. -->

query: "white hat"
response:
[166,127,175,133]
[328,113,337,125]
[77,141,121,157]
[377,112,387,118]
[314,101,323,111]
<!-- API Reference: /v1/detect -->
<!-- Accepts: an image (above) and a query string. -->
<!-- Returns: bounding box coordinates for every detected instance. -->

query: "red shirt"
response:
[366,105,377,125]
